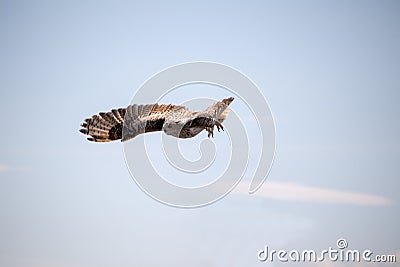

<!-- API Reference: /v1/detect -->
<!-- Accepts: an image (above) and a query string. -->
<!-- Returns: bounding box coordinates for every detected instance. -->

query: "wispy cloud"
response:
[232,181,393,206]
[0,164,7,172]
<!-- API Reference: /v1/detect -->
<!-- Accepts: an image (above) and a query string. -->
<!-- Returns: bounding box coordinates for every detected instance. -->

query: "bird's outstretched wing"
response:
[79,104,186,142]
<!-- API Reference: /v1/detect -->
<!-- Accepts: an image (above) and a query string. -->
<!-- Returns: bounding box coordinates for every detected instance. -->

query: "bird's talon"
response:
[205,120,224,137]
[214,121,224,132]
[206,126,214,138]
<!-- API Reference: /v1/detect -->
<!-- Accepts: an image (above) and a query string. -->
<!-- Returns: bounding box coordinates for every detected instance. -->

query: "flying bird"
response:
[79,97,234,142]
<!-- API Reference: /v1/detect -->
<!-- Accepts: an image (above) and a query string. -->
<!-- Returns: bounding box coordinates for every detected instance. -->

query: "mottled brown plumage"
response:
[79,97,234,142]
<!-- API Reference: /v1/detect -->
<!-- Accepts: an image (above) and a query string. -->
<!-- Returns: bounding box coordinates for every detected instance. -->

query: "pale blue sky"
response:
[0,1,399,266]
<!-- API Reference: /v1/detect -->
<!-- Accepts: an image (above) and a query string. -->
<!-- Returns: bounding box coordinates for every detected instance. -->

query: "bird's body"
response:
[79,97,234,142]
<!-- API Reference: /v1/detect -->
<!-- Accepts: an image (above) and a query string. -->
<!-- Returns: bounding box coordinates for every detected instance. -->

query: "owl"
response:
[79,97,234,142]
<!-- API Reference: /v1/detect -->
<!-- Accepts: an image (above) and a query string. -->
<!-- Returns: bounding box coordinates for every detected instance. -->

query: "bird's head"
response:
[222,97,234,105]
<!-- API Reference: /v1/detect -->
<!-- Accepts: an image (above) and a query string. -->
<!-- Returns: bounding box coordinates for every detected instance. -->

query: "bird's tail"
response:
[79,108,125,142]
